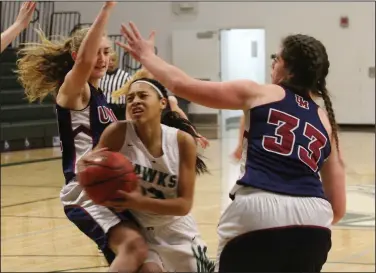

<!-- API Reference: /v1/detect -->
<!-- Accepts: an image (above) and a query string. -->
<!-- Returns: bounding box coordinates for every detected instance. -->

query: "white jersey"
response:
[119,122,181,227]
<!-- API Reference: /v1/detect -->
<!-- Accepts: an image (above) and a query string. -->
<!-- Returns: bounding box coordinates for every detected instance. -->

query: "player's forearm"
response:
[140,53,193,97]
[1,23,24,53]
[75,4,112,65]
[137,196,192,216]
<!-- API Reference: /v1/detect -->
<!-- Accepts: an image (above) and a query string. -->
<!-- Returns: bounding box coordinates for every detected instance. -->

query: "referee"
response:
[99,51,130,120]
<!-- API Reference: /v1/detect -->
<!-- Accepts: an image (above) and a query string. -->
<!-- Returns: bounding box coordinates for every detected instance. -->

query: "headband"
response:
[131,79,164,98]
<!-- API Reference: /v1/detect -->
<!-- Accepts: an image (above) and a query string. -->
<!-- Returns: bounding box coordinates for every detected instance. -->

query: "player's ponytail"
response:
[161,110,209,175]
[280,34,343,158]
[148,78,208,175]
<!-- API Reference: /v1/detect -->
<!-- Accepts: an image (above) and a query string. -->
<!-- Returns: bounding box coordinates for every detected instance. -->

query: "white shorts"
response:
[60,180,136,252]
[142,214,214,272]
[215,185,334,271]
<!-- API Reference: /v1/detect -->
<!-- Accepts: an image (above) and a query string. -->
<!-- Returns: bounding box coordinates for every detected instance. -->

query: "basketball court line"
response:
[1,223,72,242]
[2,215,66,219]
[342,245,374,262]
[1,184,61,188]
[1,196,58,208]
[1,156,62,167]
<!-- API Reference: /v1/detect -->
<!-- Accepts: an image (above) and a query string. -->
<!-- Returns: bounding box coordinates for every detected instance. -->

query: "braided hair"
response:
[280,34,340,152]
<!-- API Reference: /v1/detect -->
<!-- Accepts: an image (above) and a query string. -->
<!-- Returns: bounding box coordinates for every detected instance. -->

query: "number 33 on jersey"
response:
[236,90,331,199]
[262,108,328,172]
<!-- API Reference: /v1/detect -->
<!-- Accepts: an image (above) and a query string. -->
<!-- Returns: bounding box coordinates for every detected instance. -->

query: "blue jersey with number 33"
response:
[237,87,331,199]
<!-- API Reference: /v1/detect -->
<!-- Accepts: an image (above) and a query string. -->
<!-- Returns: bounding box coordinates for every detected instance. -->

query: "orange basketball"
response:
[77,151,138,204]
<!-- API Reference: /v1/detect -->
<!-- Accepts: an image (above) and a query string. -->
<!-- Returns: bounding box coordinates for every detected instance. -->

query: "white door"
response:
[171,29,221,115]
[219,28,266,133]
[219,28,266,210]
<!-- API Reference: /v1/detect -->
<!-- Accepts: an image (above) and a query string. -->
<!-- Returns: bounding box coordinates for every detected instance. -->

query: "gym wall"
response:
[43,2,376,124]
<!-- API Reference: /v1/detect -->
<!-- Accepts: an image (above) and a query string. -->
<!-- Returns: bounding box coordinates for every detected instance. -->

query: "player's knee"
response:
[119,235,147,261]
[108,224,148,261]
[125,235,148,262]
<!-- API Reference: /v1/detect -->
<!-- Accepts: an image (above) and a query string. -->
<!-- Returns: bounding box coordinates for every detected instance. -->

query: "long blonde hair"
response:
[112,68,153,101]
[16,28,90,102]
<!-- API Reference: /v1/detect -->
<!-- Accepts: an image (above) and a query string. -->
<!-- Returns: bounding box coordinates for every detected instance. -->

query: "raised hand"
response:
[116,22,156,62]
[15,2,37,29]
[1,2,37,53]
[103,1,117,9]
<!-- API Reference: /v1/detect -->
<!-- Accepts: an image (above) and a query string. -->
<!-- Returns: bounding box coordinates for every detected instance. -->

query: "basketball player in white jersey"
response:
[115,68,210,149]
[81,73,214,272]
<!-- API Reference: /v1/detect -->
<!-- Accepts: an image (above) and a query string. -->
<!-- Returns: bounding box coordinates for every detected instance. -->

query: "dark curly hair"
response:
[279,34,340,152]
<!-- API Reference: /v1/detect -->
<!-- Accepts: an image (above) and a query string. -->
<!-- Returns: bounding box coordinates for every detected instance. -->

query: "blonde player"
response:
[16,3,149,272]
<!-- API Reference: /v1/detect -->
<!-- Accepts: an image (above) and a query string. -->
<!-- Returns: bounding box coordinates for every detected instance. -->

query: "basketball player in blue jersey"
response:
[16,4,149,272]
[116,23,346,272]
[81,72,214,272]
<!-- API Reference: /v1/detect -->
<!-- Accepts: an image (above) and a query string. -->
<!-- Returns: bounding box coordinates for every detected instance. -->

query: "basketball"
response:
[77,150,138,204]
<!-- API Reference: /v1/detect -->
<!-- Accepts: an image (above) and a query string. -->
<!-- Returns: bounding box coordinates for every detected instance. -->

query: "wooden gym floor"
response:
[1,129,375,272]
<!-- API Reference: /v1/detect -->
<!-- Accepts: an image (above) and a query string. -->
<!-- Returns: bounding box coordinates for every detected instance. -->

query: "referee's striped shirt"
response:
[99,68,130,104]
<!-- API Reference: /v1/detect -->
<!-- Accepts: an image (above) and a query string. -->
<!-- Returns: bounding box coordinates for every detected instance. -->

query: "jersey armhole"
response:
[56,83,92,112]
[107,121,128,153]
[249,85,287,111]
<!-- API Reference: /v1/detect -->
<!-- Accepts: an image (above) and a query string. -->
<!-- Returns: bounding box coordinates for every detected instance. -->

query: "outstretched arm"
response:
[1,2,36,53]
[57,2,115,106]
[116,22,265,111]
